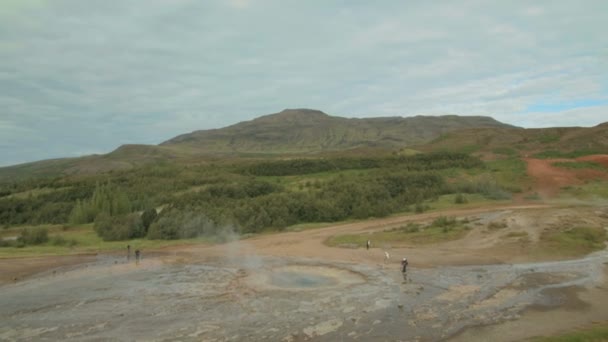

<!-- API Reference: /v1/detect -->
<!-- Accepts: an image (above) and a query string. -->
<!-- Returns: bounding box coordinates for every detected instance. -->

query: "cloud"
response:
[228,0,252,9]
[0,0,607,166]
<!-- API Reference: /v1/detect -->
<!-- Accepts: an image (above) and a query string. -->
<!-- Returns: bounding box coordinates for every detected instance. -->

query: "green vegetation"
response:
[552,161,605,170]
[18,227,49,245]
[529,324,608,342]
[484,157,529,193]
[325,216,471,248]
[0,153,490,241]
[538,226,607,257]
[533,150,602,159]
[537,134,560,144]
[0,151,521,249]
[69,182,132,224]
[0,225,212,258]
[560,181,608,199]
[492,147,517,157]
[454,193,468,204]
[423,193,496,211]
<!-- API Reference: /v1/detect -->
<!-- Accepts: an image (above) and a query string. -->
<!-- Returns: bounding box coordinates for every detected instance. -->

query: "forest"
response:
[0,152,507,242]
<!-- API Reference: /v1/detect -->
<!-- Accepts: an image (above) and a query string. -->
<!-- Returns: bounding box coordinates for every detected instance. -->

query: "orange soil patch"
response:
[525,158,608,198]
[525,158,581,197]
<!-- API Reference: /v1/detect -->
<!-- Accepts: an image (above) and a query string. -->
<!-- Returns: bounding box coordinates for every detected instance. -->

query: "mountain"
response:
[6,108,605,181]
[161,109,515,153]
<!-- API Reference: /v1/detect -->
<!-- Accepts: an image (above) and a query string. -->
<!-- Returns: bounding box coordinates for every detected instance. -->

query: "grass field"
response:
[485,157,530,193]
[0,224,212,258]
[535,226,607,258]
[325,216,471,248]
[560,181,608,199]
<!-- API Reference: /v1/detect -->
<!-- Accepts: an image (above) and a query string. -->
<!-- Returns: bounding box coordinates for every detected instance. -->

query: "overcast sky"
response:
[1,1,607,166]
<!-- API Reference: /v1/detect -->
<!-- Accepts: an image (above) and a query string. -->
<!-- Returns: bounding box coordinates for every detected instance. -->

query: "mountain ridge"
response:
[161,108,515,153]
[2,108,606,181]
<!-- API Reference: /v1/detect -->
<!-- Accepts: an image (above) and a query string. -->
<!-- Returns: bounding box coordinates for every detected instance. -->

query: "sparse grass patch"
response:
[537,226,607,257]
[492,147,518,157]
[325,216,471,247]
[528,323,608,341]
[488,221,508,229]
[552,161,606,170]
[504,231,528,238]
[524,192,542,200]
[533,150,602,159]
[560,181,608,199]
[537,134,560,144]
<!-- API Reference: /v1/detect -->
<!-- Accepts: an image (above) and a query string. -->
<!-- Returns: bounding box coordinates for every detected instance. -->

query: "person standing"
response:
[135,249,140,265]
[366,240,371,250]
[401,258,408,273]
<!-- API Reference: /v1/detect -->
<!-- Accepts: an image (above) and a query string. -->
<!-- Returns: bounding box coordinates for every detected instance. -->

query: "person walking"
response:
[135,249,141,265]
[366,240,371,250]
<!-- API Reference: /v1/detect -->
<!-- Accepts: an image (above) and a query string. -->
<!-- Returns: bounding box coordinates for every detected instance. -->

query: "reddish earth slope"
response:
[525,155,608,197]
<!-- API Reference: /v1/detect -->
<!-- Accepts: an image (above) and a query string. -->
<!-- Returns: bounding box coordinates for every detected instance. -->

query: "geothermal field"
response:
[2,205,608,341]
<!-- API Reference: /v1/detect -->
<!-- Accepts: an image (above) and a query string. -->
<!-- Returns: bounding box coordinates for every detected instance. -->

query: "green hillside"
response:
[0,109,514,181]
[162,109,514,153]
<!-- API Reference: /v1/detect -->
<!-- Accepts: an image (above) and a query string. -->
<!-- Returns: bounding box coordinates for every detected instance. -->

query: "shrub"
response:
[432,216,456,228]
[50,235,78,247]
[141,208,158,233]
[0,239,16,248]
[94,213,145,241]
[454,193,468,204]
[18,227,49,245]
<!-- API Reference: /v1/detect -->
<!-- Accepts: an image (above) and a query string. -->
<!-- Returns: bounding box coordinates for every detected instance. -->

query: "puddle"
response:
[269,271,337,288]
[246,264,365,291]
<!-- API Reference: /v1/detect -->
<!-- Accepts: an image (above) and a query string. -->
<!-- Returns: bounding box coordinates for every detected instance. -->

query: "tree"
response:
[141,208,158,233]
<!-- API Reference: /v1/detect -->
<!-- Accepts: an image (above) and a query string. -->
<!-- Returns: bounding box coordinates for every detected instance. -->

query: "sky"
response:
[1,0,607,167]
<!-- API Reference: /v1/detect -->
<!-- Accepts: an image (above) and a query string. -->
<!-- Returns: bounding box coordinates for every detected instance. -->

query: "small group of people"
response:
[126,245,141,265]
[366,239,409,276]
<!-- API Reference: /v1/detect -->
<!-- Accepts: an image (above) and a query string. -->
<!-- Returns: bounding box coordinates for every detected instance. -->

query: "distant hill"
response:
[418,123,608,156]
[161,109,514,153]
[8,108,607,182]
